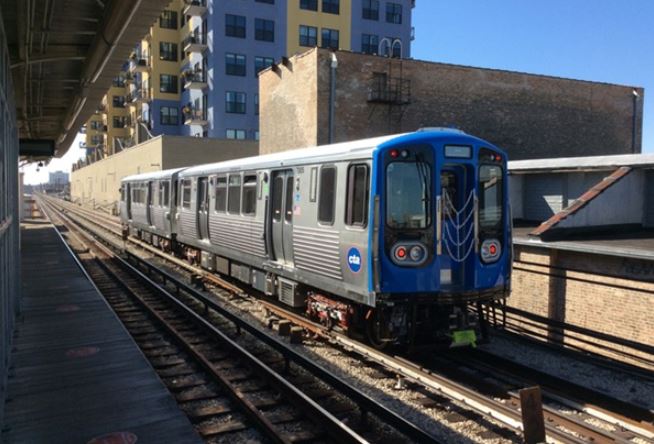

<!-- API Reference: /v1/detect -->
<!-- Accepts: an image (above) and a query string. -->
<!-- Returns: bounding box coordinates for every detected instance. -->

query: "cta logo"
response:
[347,247,362,273]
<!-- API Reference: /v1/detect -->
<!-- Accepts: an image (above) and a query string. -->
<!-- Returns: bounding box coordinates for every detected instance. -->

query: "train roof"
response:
[122,168,186,182]
[178,133,405,177]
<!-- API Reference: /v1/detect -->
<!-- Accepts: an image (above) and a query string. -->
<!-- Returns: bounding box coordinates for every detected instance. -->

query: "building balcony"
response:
[183,0,207,16]
[127,89,150,104]
[183,106,208,126]
[183,30,207,53]
[129,55,150,73]
[124,72,135,83]
[182,69,207,90]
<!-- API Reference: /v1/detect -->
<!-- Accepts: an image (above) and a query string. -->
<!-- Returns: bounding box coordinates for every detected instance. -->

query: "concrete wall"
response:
[511,245,654,368]
[260,48,644,159]
[70,135,258,211]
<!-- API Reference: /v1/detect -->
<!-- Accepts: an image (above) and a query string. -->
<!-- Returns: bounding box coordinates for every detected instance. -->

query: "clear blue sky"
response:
[412,0,653,152]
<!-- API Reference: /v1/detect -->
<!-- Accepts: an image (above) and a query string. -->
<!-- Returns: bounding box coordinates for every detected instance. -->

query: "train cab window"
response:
[386,160,431,229]
[181,179,192,209]
[242,174,257,215]
[228,174,242,214]
[479,165,503,230]
[318,166,336,225]
[215,177,227,212]
[346,164,369,227]
[161,181,170,207]
[120,186,125,202]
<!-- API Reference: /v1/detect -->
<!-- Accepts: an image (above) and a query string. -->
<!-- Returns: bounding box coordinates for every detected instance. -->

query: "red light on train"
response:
[489,244,497,255]
[390,149,400,158]
[396,246,407,259]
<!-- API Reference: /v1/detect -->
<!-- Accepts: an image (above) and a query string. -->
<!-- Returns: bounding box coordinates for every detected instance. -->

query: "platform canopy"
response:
[1,0,171,159]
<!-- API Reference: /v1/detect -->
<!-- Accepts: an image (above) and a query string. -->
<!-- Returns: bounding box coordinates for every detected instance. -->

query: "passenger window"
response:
[181,179,192,209]
[285,175,293,222]
[309,167,318,202]
[162,181,170,207]
[215,177,227,212]
[242,174,257,215]
[346,164,369,226]
[272,175,283,222]
[318,166,336,224]
[228,174,241,214]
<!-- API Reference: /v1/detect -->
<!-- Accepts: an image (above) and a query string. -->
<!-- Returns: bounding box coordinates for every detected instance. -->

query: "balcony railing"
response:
[183,105,208,126]
[183,0,207,16]
[182,69,207,89]
[183,29,207,52]
[129,53,150,72]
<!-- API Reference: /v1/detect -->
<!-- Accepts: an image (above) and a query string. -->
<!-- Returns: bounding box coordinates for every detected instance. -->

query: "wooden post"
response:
[520,386,546,444]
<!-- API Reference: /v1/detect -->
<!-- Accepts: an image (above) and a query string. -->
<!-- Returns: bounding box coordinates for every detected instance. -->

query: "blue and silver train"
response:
[121,129,511,347]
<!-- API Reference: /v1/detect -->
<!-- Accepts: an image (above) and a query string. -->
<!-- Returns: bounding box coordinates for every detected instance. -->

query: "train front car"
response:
[368,130,511,348]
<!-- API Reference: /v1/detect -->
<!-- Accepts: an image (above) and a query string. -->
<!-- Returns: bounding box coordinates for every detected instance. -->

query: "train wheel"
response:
[365,311,389,350]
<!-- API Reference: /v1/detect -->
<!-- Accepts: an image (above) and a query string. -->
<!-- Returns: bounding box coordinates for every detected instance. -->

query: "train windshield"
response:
[479,165,503,230]
[386,161,431,229]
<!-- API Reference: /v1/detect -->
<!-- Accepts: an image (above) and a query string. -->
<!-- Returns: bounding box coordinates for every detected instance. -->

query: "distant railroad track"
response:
[40,195,654,444]
[40,196,441,444]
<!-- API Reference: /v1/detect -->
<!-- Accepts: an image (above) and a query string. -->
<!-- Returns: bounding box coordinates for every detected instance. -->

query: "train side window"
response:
[242,174,257,215]
[228,174,242,214]
[215,176,227,212]
[285,175,293,223]
[162,181,170,207]
[120,185,125,202]
[272,175,283,222]
[309,167,318,202]
[181,179,192,209]
[346,164,369,227]
[318,166,336,225]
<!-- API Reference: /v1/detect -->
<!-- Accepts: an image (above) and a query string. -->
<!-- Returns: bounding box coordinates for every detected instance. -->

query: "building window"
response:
[254,131,260,141]
[361,34,379,54]
[225,53,246,76]
[255,0,274,3]
[226,129,246,140]
[362,0,379,20]
[160,74,178,93]
[225,91,246,114]
[159,42,177,61]
[160,106,179,125]
[228,175,242,214]
[318,166,337,224]
[112,116,127,128]
[254,56,274,75]
[242,175,257,215]
[215,177,227,212]
[299,25,317,47]
[386,2,402,24]
[226,14,246,38]
[254,94,259,115]
[255,18,274,42]
[300,0,318,11]
[159,10,177,29]
[321,28,339,49]
[346,164,369,226]
[322,0,340,14]
[389,38,402,57]
[112,95,125,108]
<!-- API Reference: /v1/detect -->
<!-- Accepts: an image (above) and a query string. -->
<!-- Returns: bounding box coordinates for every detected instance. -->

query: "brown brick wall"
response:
[510,245,654,368]
[260,48,644,159]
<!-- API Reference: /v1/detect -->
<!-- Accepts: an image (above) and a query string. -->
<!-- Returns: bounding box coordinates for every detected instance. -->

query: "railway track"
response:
[40,195,654,444]
[40,197,441,443]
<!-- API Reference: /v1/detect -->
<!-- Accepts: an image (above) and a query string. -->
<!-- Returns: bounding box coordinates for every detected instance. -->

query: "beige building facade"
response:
[259,48,644,160]
[71,135,258,213]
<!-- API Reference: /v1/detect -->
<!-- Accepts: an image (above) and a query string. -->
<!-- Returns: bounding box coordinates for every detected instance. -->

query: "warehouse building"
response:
[259,48,644,159]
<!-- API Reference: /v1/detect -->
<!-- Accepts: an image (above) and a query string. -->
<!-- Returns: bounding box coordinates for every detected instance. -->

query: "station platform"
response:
[1,221,201,444]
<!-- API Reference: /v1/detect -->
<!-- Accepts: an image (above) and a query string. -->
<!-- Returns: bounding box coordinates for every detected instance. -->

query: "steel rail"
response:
[40,197,438,444]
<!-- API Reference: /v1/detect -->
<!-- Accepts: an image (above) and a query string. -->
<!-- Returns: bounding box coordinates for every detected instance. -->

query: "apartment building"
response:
[83,0,414,157]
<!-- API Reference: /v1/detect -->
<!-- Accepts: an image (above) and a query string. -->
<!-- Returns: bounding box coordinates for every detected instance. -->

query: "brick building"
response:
[259,48,644,159]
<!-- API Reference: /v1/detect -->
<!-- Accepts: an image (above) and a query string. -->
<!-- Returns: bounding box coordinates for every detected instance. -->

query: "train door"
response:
[270,169,294,266]
[439,165,474,289]
[146,181,154,226]
[125,183,132,220]
[197,177,210,241]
